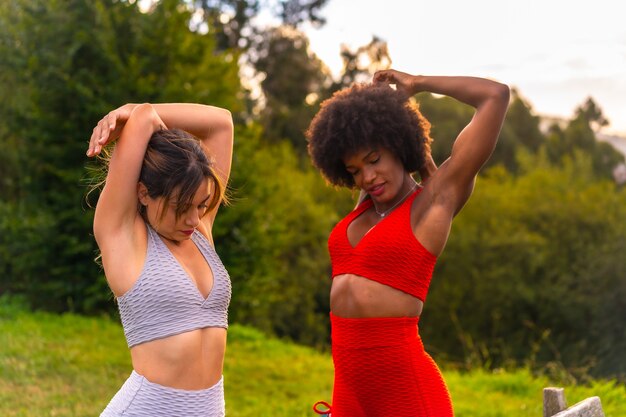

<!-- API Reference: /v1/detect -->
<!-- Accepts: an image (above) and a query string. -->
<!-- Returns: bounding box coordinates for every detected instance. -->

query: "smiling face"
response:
[139,178,212,243]
[343,147,410,206]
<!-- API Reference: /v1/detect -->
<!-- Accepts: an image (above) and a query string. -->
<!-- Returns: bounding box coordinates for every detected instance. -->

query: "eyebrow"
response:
[172,194,211,206]
[361,150,378,161]
[198,195,211,205]
[345,150,378,169]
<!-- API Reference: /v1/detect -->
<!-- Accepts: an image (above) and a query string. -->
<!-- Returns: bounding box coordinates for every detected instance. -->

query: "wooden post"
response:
[552,397,604,417]
[544,387,605,417]
[544,387,567,417]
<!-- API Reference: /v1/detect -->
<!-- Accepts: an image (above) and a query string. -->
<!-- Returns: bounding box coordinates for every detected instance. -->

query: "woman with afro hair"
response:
[308,69,510,417]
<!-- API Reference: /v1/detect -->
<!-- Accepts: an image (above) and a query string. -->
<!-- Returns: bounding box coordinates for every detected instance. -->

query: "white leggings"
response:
[100,371,225,417]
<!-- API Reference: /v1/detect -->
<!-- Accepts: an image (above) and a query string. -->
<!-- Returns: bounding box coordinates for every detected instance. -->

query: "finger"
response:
[96,120,110,146]
[373,71,386,83]
[87,125,100,156]
[99,113,115,144]
[108,111,117,131]
[374,70,395,82]
[92,120,108,154]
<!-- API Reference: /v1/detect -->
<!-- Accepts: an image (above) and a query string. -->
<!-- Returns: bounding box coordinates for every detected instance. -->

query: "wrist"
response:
[409,75,423,95]
[122,103,138,114]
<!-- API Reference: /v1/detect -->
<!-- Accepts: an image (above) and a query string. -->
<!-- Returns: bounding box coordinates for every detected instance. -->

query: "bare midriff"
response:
[330,274,423,318]
[129,327,226,390]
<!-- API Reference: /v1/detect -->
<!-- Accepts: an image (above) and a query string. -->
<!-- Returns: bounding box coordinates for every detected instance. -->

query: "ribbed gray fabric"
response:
[100,371,225,417]
[117,224,232,347]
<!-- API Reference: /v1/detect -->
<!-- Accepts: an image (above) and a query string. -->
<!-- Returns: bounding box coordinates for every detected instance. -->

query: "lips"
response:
[367,183,385,197]
[181,229,194,236]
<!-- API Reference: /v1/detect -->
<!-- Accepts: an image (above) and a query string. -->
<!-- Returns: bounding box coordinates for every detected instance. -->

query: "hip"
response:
[100,370,225,417]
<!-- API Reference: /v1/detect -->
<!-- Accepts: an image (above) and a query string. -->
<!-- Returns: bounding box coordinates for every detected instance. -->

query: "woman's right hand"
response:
[87,104,136,157]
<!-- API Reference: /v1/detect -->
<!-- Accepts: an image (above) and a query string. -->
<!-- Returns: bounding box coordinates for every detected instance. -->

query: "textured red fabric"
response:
[328,188,436,302]
[329,313,454,417]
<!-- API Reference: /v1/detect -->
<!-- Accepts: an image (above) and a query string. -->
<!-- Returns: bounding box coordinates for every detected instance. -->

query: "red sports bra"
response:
[328,188,437,302]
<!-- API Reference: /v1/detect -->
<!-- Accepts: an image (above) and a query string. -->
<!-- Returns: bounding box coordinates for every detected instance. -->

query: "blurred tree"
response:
[249,32,394,156]
[213,125,353,345]
[415,92,473,165]
[418,89,535,172]
[422,151,626,381]
[330,35,392,92]
[190,0,333,157]
[576,96,609,132]
[545,99,624,180]
[0,0,241,312]
[192,0,259,49]
[505,89,544,153]
[251,26,330,153]
[192,0,328,50]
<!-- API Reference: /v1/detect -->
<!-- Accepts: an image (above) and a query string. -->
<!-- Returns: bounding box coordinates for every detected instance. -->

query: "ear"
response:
[137,182,149,206]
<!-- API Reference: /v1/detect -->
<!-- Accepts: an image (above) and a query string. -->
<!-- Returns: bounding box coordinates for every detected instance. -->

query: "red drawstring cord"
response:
[313,401,332,415]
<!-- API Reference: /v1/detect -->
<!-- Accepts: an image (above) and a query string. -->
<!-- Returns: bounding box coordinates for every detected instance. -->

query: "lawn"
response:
[1,307,623,416]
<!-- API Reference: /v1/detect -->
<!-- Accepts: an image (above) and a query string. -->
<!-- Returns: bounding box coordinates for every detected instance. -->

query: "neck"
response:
[373,176,417,217]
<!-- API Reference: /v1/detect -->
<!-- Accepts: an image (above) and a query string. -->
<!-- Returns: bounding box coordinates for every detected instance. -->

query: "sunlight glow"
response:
[302,0,626,134]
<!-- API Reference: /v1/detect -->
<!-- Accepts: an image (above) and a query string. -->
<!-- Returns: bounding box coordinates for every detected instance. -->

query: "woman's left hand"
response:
[373,69,418,98]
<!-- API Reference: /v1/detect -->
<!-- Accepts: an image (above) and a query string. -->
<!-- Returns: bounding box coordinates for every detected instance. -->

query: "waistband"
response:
[130,370,224,397]
[100,371,225,417]
[330,312,420,349]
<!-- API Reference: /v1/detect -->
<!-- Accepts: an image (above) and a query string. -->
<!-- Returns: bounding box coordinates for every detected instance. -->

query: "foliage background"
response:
[0,0,624,384]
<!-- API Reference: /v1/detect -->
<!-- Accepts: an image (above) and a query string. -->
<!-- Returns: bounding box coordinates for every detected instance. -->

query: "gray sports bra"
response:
[117,224,232,347]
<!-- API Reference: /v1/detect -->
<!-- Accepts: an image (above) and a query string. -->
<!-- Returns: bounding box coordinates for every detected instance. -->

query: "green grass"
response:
[1,307,624,416]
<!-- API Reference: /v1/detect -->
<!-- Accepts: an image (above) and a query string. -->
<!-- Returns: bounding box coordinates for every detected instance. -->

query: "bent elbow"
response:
[220,108,234,129]
[218,107,235,138]
[130,103,161,128]
[494,82,511,104]
[208,106,234,134]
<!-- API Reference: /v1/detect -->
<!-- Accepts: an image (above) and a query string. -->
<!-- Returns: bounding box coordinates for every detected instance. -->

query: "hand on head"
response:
[87,105,134,157]
[373,69,417,98]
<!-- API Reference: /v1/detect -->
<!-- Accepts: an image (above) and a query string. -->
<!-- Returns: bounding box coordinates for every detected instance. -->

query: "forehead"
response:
[169,178,212,203]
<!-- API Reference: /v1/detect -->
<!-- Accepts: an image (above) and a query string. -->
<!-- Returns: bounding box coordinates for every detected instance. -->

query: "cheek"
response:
[146,205,159,222]
[351,173,363,187]
[151,204,176,227]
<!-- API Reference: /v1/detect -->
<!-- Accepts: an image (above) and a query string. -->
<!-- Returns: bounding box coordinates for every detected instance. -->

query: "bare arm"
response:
[374,70,510,214]
[418,152,438,183]
[89,103,234,227]
[149,104,234,191]
[92,103,163,242]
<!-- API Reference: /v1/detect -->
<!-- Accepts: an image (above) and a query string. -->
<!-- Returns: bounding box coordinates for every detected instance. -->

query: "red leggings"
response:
[321,313,454,417]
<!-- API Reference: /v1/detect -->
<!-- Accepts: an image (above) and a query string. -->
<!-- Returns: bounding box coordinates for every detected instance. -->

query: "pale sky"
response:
[299,0,626,135]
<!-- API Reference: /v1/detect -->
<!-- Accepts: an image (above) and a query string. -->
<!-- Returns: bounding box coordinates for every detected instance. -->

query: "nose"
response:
[362,165,377,184]
[184,207,201,228]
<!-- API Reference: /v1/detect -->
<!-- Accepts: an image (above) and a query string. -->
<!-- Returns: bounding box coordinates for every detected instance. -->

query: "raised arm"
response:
[93,103,163,242]
[155,105,234,189]
[89,103,234,228]
[374,70,510,214]
[90,103,234,186]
